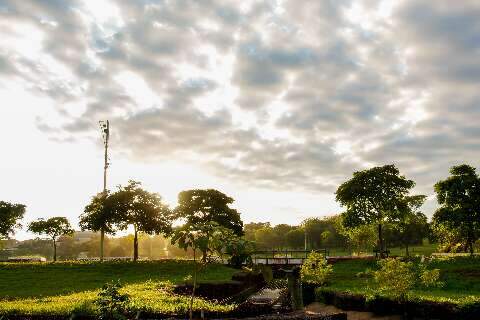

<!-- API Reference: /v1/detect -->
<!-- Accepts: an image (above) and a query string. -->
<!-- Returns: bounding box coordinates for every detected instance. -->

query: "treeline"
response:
[1,234,192,261]
[244,215,429,255]
[2,163,480,262]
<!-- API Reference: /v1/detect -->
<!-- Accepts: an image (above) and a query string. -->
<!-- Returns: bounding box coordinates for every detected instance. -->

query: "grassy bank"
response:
[0,260,238,317]
[322,256,480,306]
[326,243,439,257]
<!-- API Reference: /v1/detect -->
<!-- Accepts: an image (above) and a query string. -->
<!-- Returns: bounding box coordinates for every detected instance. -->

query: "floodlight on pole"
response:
[98,120,109,262]
[98,120,110,192]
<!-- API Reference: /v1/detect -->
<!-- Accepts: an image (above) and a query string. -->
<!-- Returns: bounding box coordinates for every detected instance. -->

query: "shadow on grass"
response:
[0,260,237,299]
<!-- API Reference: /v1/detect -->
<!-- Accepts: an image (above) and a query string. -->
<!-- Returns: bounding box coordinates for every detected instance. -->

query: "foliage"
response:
[0,201,26,239]
[337,222,377,254]
[176,189,243,235]
[28,217,74,240]
[391,195,429,256]
[172,222,214,257]
[27,217,74,262]
[433,164,480,255]
[373,258,442,301]
[80,192,117,235]
[171,222,214,320]
[244,215,349,251]
[79,192,118,260]
[285,228,305,249]
[244,222,270,242]
[95,280,130,320]
[108,180,173,261]
[300,252,333,286]
[175,189,243,261]
[209,227,255,267]
[419,268,442,288]
[432,223,465,253]
[336,165,416,257]
[373,258,417,300]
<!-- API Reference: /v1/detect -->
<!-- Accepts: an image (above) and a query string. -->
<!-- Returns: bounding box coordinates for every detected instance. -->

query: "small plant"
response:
[372,258,443,301]
[95,280,130,320]
[419,266,443,288]
[374,258,416,300]
[300,252,333,285]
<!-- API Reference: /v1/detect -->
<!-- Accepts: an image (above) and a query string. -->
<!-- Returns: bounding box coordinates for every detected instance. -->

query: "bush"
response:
[374,258,416,300]
[372,258,442,301]
[419,267,443,288]
[300,252,333,285]
[94,280,130,320]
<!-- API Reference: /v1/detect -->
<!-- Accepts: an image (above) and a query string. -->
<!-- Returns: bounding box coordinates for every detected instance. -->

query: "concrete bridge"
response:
[251,249,329,266]
[251,250,376,266]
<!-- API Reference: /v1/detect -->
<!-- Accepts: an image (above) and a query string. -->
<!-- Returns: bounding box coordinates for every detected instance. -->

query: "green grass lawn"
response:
[322,256,480,306]
[326,243,439,257]
[0,260,238,317]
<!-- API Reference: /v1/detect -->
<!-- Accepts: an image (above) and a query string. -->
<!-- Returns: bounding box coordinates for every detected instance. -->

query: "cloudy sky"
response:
[1,0,479,239]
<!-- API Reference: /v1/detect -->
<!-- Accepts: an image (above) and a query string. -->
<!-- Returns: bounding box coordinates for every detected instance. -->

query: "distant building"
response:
[8,256,46,262]
[72,231,99,244]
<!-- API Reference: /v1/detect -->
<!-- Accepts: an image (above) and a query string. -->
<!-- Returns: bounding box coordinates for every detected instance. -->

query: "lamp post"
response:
[99,120,110,261]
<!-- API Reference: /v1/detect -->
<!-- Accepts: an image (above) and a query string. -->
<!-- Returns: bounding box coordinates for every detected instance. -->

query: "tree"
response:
[336,164,415,257]
[244,222,270,242]
[391,195,429,256]
[302,218,325,249]
[254,226,278,249]
[338,222,377,254]
[28,217,74,262]
[109,180,172,261]
[0,201,26,239]
[171,222,214,320]
[175,189,243,262]
[433,164,480,255]
[272,224,295,248]
[285,228,305,249]
[79,192,118,261]
[209,226,255,267]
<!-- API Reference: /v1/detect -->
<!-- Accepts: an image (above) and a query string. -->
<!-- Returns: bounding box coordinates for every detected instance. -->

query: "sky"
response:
[1,0,480,240]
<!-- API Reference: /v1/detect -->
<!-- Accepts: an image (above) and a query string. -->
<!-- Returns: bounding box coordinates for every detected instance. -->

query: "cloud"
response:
[2,0,480,214]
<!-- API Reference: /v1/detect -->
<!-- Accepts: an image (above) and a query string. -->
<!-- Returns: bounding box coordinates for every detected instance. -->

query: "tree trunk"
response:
[190,248,197,320]
[100,228,105,262]
[53,238,57,262]
[405,243,409,257]
[378,223,384,258]
[133,226,139,262]
[468,235,474,256]
[202,248,208,263]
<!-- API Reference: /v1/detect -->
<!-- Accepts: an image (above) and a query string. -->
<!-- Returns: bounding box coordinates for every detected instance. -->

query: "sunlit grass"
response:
[0,260,237,317]
[0,281,235,317]
[321,256,480,306]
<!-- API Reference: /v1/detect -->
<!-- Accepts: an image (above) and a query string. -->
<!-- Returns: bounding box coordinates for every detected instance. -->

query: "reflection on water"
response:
[306,302,403,320]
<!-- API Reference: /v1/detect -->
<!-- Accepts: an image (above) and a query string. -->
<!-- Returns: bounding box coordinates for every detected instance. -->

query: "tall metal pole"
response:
[99,120,110,262]
[103,120,109,193]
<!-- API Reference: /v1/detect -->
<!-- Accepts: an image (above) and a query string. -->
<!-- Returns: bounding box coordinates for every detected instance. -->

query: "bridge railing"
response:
[251,249,329,265]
